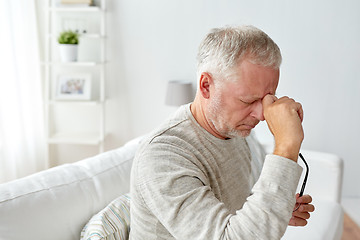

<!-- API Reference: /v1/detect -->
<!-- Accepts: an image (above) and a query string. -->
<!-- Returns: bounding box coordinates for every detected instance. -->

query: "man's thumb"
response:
[262,94,278,108]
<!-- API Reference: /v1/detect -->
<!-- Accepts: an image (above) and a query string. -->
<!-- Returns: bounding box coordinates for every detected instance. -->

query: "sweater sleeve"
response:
[224,154,303,239]
[135,143,302,239]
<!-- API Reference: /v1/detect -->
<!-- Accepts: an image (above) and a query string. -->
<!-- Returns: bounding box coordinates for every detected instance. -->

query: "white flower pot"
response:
[59,44,78,62]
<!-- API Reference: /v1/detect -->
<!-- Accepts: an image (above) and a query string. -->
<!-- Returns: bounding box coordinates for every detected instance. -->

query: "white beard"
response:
[207,94,250,139]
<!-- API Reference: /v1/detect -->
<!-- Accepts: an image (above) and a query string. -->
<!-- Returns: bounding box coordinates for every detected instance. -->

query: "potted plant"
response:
[58,30,79,62]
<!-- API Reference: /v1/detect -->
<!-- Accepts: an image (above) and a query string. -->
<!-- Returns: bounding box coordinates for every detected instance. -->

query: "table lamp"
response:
[165,80,193,106]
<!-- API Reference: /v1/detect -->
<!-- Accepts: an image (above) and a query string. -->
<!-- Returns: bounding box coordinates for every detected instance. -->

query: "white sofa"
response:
[0,136,344,240]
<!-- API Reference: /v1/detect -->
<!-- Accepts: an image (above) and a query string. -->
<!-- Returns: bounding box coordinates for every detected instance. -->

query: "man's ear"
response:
[199,72,213,99]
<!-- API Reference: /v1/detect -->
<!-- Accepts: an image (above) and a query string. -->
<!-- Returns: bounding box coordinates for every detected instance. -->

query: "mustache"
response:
[241,120,260,128]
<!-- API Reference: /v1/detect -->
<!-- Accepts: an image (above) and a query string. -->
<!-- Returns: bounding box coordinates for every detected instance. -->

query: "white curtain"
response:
[0,0,46,183]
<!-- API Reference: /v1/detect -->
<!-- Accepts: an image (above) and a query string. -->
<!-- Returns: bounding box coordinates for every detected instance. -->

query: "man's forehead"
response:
[223,71,278,100]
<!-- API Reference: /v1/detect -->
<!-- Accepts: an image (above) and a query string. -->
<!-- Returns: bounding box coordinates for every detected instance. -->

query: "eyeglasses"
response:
[293,153,309,212]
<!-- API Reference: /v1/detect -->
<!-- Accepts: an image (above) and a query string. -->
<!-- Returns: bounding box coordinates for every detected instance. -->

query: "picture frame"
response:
[55,74,91,100]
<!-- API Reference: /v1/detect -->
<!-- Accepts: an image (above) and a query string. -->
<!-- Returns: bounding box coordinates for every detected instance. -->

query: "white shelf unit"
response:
[44,0,107,166]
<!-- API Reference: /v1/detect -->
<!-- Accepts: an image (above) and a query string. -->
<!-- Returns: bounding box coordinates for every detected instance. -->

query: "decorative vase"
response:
[59,44,78,62]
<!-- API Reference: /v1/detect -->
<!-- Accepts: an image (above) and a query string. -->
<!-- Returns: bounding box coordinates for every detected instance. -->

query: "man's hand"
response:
[262,95,304,162]
[289,194,315,226]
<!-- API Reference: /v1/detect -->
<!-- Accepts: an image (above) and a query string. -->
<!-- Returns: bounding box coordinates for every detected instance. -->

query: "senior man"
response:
[130,25,314,239]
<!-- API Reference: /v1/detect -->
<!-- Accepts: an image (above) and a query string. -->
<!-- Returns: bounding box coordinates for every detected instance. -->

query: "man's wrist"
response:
[273,144,300,162]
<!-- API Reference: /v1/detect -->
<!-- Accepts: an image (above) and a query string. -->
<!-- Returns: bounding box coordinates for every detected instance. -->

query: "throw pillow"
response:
[80,193,130,240]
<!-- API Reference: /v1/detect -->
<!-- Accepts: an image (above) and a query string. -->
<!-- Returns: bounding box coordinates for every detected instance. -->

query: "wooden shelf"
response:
[42,61,103,66]
[49,6,102,12]
[48,132,102,145]
[47,33,105,39]
[48,100,103,106]
[45,0,107,163]
[79,34,105,38]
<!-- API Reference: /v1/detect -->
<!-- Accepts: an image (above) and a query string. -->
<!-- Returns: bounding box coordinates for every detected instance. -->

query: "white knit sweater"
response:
[130,104,302,240]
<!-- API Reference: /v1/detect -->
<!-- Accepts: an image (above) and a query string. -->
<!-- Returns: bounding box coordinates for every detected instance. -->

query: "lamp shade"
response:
[165,80,193,106]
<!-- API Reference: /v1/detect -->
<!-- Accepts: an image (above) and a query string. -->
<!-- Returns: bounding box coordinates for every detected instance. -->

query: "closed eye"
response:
[240,99,255,105]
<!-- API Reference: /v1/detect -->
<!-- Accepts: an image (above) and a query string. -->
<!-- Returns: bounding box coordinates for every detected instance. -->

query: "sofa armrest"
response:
[298,149,344,203]
[262,144,344,203]
[283,200,344,240]
[262,145,344,240]
[0,136,143,240]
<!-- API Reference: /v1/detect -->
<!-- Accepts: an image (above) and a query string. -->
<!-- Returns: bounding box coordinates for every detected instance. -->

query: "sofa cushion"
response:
[0,136,143,240]
[283,200,344,239]
[81,194,131,240]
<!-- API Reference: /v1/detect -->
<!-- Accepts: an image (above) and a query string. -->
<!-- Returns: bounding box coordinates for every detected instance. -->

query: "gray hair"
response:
[196,25,282,81]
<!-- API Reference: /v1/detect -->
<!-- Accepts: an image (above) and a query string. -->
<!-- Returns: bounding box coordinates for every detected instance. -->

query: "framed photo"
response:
[55,74,91,100]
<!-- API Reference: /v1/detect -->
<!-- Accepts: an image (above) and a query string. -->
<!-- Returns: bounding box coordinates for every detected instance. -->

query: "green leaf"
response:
[58,30,79,44]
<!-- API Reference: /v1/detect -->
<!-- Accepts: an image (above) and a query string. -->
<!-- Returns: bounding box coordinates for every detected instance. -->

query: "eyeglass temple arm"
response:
[298,153,309,197]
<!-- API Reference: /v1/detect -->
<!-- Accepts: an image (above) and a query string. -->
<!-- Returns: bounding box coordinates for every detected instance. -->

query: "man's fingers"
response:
[298,105,304,122]
[291,194,314,227]
[298,204,315,213]
[263,95,303,122]
[274,96,303,122]
[262,94,278,108]
[294,195,315,212]
[297,194,313,204]
[288,216,308,227]
[292,211,311,219]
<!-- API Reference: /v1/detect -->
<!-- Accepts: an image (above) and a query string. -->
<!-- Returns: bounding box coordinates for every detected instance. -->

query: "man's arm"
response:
[262,95,315,227]
[135,143,302,239]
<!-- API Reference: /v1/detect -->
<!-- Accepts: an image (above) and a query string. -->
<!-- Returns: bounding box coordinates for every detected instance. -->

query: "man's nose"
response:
[251,100,265,121]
